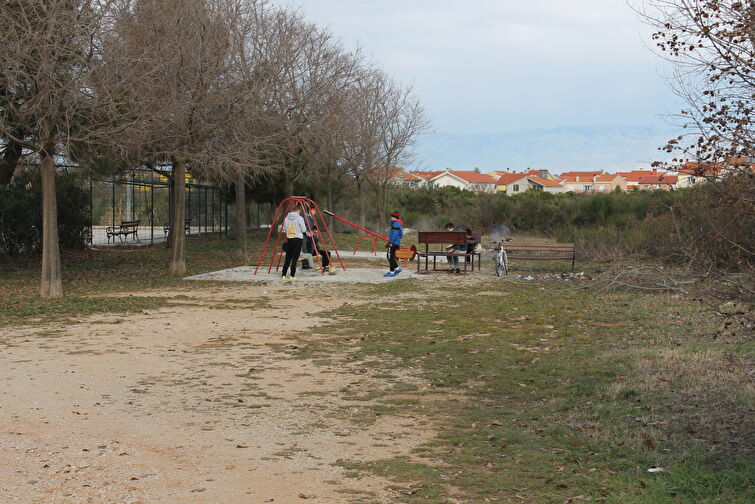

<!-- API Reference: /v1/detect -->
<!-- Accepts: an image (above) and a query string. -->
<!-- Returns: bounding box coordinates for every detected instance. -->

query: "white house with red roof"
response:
[382,166,427,188]
[413,169,497,193]
[636,173,678,191]
[558,172,603,192]
[615,169,667,190]
[676,157,753,187]
[593,173,627,192]
[506,174,563,194]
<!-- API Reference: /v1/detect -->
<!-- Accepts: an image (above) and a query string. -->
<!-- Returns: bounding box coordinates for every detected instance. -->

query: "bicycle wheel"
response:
[495,250,504,277]
[501,249,509,275]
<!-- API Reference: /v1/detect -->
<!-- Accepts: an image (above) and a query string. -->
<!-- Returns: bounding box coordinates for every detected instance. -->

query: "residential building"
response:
[616,170,665,191]
[676,157,753,187]
[558,173,601,193]
[382,166,427,188]
[636,174,678,191]
[426,170,497,193]
[489,172,520,193]
[593,174,627,192]
[508,175,563,194]
[522,169,557,182]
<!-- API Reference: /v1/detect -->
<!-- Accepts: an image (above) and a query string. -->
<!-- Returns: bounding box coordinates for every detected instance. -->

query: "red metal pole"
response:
[300,199,325,276]
[323,210,388,241]
[311,203,346,271]
[254,197,286,275]
[323,210,412,252]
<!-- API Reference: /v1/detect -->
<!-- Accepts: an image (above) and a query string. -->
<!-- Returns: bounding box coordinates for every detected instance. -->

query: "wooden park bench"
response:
[416,231,480,274]
[502,242,576,271]
[106,219,140,244]
[163,218,192,237]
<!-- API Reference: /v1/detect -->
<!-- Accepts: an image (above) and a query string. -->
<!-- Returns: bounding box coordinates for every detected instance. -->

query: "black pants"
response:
[318,249,331,268]
[388,244,399,271]
[308,237,330,268]
[282,238,303,277]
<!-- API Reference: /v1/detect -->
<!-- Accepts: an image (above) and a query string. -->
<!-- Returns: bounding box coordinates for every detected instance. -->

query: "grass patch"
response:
[306,278,754,503]
[0,232,281,326]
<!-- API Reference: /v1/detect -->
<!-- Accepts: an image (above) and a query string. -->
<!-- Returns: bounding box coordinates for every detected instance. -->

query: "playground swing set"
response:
[253,197,417,277]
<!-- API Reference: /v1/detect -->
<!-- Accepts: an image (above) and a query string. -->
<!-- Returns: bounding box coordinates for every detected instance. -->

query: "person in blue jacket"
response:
[385,211,403,277]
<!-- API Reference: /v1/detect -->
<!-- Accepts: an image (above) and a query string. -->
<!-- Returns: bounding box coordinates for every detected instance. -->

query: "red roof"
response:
[558,174,595,183]
[381,166,403,179]
[617,170,662,182]
[493,172,524,185]
[432,170,497,184]
[402,172,422,182]
[410,170,443,180]
[637,175,678,185]
[527,176,561,187]
[560,171,602,178]
[595,174,621,183]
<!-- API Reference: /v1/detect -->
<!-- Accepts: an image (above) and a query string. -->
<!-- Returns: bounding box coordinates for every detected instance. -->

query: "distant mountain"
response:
[412,126,681,174]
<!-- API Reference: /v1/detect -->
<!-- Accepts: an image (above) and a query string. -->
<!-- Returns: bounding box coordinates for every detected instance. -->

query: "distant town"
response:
[386,157,754,194]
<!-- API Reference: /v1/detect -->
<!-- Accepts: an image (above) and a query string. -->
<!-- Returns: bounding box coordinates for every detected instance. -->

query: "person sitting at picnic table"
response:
[444,222,464,274]
[465,228,480,266]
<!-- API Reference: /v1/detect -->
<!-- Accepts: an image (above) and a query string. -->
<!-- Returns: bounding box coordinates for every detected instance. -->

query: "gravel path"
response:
[0,285,435,503]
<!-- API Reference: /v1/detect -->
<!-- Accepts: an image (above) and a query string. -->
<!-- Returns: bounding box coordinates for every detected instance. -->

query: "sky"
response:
[276,0,684,172]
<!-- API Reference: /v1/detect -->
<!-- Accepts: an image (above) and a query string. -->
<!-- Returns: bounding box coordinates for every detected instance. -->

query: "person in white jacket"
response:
[281,208,308,280]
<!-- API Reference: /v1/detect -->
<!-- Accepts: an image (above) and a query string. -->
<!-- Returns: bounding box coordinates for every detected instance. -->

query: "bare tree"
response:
[369,74,430,222]
[635,0,754,170]
[253,8,361,197]
[339,69,385,228]
[0,0,141,297]
[109,0,249,274]
[636,0,754,300]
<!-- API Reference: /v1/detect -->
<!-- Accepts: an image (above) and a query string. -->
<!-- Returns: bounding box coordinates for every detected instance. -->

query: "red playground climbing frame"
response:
[253,197,346,276]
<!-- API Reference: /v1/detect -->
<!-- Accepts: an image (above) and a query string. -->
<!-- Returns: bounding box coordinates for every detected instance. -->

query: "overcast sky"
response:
[280,0,682,135]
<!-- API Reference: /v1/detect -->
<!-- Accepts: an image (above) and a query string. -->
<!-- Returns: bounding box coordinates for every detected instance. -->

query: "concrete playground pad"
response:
[185,266,425,284]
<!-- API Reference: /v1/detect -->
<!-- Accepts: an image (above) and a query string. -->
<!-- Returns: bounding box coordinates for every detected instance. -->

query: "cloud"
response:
[285,0,683,133]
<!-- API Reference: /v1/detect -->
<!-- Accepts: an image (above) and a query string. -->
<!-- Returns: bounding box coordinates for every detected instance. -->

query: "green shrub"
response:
[0,170,91,256]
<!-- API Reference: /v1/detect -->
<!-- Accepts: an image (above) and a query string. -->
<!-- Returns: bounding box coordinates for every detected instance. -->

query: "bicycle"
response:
[491,239,510,277]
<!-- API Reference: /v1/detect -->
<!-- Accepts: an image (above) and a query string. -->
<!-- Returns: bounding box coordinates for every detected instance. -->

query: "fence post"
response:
[111,179,115,231]
[187,185,191,236]
[150,184,154,245]
[89,175,93,245]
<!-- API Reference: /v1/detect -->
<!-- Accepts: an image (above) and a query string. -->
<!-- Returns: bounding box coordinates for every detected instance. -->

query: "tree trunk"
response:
[356,180,366,229]
[165,178,176,249]
[234,167,247,263]
[283,171,294,198]
[376,185,386,231]
[40,150,63,298]
[170,159,187,275]
[0,138,23,187]
[326,185,337,232]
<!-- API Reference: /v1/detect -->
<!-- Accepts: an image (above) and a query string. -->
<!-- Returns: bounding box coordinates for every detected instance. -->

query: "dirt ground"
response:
[0,283,437,504]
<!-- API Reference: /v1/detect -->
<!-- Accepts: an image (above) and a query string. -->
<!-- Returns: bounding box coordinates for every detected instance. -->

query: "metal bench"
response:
[416,231,479,274]
[163,218,192,237]
[502,242,576,271]
[106,219,140,244]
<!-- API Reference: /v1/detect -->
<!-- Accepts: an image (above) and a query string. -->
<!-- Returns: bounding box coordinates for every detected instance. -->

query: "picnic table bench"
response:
[502,242,576,271]
[416,231,480,274]
[106,219,140,244]
[163,218,192,237]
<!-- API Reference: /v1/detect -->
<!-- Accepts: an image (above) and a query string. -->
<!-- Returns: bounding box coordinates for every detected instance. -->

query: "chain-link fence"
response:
[90,168,229,246]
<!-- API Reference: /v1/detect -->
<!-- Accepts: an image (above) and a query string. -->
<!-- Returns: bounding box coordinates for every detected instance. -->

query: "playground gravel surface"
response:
[185,265,425,283]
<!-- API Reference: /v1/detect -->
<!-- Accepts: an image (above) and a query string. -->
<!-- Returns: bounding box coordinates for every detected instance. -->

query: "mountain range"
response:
[412,125,681,175]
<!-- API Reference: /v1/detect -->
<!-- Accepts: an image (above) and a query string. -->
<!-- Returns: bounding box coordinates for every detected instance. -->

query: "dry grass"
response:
[608,348,754,463]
